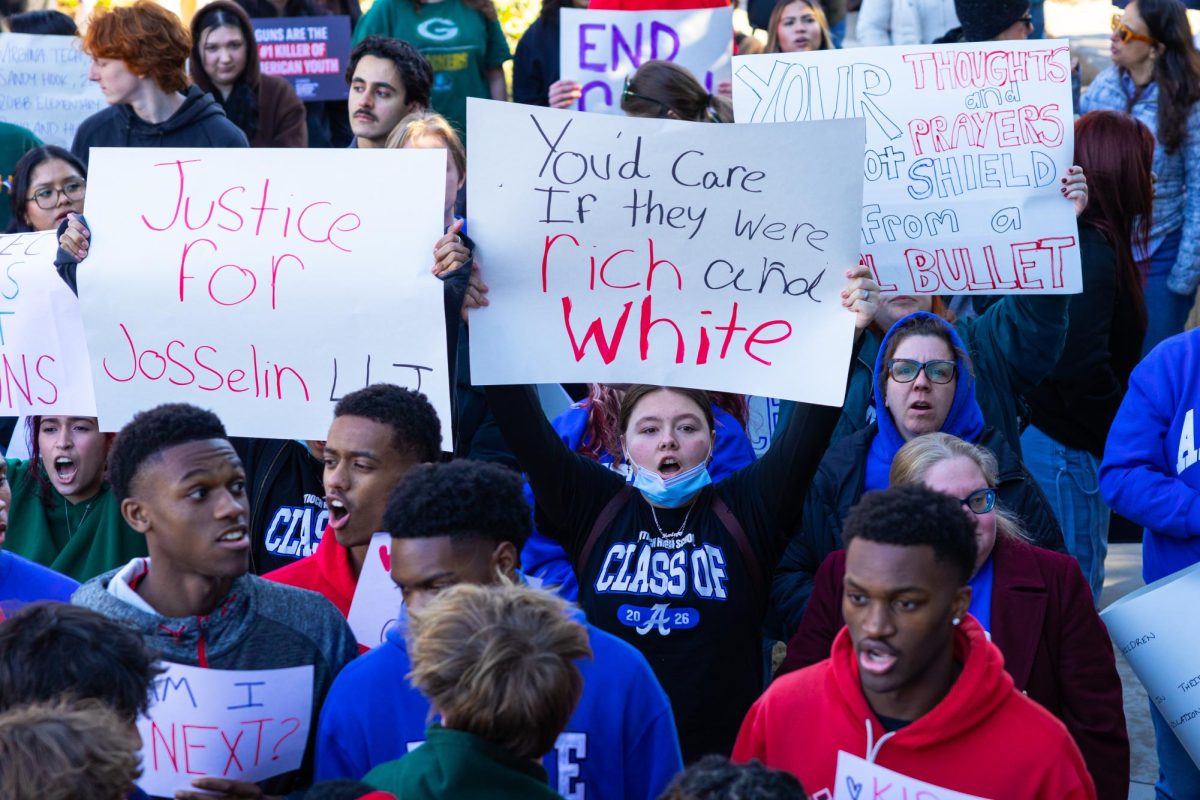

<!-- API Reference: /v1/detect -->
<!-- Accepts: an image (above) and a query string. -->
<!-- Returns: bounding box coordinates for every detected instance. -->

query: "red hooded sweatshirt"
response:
[263,526,369,649]
[733,617,1097,800]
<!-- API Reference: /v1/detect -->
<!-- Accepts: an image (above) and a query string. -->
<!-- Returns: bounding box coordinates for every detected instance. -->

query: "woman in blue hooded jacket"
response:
[769,311,1065,640]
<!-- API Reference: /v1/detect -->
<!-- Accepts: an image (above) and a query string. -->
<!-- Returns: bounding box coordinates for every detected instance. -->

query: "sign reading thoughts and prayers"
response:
[731,40,1081,296]
[0,231,96,415]
[833,752,990,800]
[467,100,864,406]
[559,7,733,114]
[251,16,352,101]
[79,148,450,440]
[1102,562,1200,768]
[137,663,314,796]
[0,33,106,148]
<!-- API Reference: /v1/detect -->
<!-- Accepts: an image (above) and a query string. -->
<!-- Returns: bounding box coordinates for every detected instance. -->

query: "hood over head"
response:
[189,0,261,92]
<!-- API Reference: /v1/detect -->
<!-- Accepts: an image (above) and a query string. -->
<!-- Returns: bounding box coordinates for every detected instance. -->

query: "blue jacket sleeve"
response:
[314,676,372,781]
[1168,102,1200,295]
[622,662,684,800]
[1099,349,1200,538]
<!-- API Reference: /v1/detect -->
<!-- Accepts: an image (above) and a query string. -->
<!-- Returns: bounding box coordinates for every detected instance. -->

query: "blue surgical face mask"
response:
[624,450,713,508]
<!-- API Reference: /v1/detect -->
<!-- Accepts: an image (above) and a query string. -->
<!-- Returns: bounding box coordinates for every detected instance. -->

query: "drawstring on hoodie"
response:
[864,718,896,764]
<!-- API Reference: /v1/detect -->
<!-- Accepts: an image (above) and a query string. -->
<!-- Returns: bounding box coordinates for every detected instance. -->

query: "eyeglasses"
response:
[1019,13,1034,30]
[957,487,997,515]
[1112,13,1157,45]
[622,75,675,119]
[27,179,86,210]
[886,359,957,384]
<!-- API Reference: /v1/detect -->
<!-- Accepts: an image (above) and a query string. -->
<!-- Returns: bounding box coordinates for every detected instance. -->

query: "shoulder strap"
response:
[711,493,767,609]
[575,486,634,575]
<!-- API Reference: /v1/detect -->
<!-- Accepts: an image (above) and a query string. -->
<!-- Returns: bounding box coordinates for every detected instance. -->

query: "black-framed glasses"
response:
[957,488,997,515]
[622,74,675,119]
[1019,13,1034,30]
[886,359,957,384]
[27,178,86,210]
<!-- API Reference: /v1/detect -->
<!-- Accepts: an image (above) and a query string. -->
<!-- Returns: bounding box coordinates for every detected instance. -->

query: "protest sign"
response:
[137,662,314,796]
[832,752,989,800]
[252,16,351,102]
[79,148,450,440]
[732,40,1080,296]
[346,531,404,649]
[0,231,96,416]
[0,33,106,148]
[559,7,733,114]
[467,100,863,406]
[1102,562,1200,768]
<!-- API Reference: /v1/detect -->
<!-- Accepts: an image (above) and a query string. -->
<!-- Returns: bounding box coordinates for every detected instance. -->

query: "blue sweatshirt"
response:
[522,401,756,601]
[0,550,78,616]
[1100,329,1200,583]
[315,620,682,800]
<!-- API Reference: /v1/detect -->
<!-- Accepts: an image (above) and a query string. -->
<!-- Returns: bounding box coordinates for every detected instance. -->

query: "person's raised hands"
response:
[841,263,880,340]
[548,79,582,109]
[58,212,90,261]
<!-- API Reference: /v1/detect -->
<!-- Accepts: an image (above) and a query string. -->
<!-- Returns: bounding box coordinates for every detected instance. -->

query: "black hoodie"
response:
[71,85,248,167]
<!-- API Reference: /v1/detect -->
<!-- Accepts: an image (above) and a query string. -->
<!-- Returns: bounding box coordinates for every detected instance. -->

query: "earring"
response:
[952,617,961,626]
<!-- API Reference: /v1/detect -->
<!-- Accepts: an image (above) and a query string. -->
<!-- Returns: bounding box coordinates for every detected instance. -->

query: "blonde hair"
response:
[765,0,833,53]
[0,700,141,800]
[889,432,1027,542]
[386,110,466,178]
[406,582,592,760]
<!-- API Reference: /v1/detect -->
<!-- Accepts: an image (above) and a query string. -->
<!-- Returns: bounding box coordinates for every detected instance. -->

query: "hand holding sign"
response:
[833,752,990,800]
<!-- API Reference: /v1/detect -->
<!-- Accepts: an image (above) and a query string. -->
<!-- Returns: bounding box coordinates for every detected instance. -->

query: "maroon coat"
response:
[779,535,1128,800]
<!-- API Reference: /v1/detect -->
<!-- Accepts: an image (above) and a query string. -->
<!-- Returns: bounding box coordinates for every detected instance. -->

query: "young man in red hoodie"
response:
[734,485,1097,800]
[264,384,441,620]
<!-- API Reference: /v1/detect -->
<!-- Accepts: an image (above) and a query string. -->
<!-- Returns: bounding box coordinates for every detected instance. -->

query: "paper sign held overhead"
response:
[0,231,96,416]
[78,148,451,440]
[1102,562,1200,768]
[467,100,864,407]
[137,662,314,796]
[559,7,733,115]
[731,40,1081,296]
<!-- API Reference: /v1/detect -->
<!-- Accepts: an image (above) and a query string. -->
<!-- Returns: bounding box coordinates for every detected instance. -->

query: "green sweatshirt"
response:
[4,459,147,582]
[364,724,563,799]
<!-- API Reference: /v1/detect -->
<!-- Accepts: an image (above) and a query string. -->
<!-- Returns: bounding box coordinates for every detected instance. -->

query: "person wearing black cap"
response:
[934,0,1033,43]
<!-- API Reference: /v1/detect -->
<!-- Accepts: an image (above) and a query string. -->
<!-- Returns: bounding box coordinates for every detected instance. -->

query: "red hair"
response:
[1075,111,1153,334]
[84,0,191,94]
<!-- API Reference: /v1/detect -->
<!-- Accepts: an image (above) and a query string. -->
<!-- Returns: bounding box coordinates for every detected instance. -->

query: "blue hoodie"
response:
[314,619,682,800]
[0,551,78,617]
[521,401,756,601]
[1100,329,1200,583]
[865,312,986,491]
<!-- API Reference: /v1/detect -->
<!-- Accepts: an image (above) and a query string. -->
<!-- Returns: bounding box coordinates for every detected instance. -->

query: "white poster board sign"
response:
[137,662,315,796]
[1102,561,1200,767]
[467,100,863,407]
[833,751,989,800]
[559,7,733,114]
[0,231,96,416]
[346,531,404,649]
[0,33,107,147]
[732,40,1081,296]
[79,148,451,440]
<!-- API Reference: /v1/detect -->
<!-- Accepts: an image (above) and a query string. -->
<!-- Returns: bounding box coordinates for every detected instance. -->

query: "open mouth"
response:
[53,456,78,484]
[858,643,898,675]
[328,497,350,529]
[909,400,932,413]
[657,457,681,476]
[216,527,249,549]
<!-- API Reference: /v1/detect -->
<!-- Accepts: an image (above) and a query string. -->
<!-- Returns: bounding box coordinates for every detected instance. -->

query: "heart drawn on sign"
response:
[845,776,863,800]
[379,544,391,572]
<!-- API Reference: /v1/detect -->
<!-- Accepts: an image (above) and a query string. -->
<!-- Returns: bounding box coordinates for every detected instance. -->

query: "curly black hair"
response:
[0,603,162,721]
[842,485,977,585]
[107,403,227,502]
[345,35,433,111]
[334,384,441,463]
[383,460,531,549]
[657,755,807,800]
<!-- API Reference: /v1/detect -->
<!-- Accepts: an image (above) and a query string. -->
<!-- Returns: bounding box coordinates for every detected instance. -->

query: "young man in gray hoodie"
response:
[72,402,358,798]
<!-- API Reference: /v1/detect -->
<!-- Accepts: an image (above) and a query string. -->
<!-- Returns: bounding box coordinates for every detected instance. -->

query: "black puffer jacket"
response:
[768,423,1066,641]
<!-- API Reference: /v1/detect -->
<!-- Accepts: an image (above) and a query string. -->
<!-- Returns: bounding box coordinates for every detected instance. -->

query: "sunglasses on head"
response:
[622,74,676,119]
[1112,13,1157,45]
[957,487,997,515]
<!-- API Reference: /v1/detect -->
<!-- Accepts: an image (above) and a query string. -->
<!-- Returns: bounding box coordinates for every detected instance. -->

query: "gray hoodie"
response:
[73,564,358,793]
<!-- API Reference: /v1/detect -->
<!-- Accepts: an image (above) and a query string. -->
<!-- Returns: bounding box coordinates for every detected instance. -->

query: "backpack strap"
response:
[711,493,767,610]
[576,486,634,576]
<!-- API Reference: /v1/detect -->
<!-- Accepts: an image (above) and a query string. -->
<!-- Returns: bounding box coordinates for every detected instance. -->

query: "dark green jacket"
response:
[830,294,1071,459]
[365,724,563,800]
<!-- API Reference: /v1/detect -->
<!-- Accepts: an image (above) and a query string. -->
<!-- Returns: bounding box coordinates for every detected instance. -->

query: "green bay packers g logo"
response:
[417,17,458,42]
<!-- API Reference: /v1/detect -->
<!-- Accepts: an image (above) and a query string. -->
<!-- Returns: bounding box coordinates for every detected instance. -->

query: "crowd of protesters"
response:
[1,0,1199,797]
